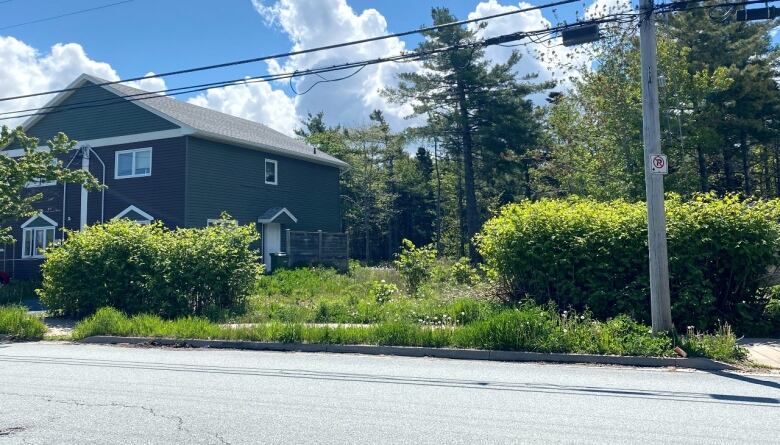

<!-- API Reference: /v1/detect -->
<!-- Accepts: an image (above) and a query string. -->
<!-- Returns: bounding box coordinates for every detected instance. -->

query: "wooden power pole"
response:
[639,0,674,333]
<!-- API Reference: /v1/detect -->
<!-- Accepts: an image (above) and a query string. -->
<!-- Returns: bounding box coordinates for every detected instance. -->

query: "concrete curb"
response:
[79,335,738,371]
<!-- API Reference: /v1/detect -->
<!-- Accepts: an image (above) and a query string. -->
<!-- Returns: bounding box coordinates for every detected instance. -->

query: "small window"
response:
[265,159,277,185]
[207,218,238,227]
[115,148,152,179]
[26,160,57,187]
[112,205,154,224]
[22,227,56,258]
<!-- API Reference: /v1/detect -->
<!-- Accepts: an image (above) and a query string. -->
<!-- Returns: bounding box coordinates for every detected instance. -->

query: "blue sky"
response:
[0,0,626,133]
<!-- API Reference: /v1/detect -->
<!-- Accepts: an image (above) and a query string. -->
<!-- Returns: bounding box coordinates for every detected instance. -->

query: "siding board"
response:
[184,136,341,231]
[5,81,178,150]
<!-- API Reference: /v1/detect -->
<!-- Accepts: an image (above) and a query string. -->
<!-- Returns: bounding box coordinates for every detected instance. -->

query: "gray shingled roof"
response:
[89,75,348,169]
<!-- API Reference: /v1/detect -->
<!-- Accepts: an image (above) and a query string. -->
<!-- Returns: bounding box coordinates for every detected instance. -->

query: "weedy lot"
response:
[0,262,751,363]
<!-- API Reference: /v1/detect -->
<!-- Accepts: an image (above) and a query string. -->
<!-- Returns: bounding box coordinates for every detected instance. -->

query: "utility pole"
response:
[639,0,674,333]
[433,137,442,254]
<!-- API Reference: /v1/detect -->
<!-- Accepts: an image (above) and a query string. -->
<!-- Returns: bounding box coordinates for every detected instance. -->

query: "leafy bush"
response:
[39,218,260,318]
[477,194,780,333]
[760,296,780,336]
[0,305,46,340]
[394,239,437,295]
[369,280,398,304]
[450,257,480,285]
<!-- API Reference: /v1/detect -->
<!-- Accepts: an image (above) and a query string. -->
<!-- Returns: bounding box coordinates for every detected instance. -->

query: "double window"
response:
[22,227,55,258]
[115,147,152,179]
[21,214,58,259]
[207,218,238,227]
[265,159,278,185]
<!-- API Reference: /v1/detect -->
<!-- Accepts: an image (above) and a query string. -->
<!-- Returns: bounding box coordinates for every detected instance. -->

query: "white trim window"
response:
[25,160,57,188]
[207,218,238,227]
[20,214,58,259]
[115,147,152,179]
[265,159,278,185]
[112,205,154,224]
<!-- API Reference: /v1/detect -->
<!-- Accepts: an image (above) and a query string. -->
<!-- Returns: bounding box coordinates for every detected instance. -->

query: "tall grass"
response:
[242,266,498,325]
[0,281,39,305]
[0,305,47,340]
[73,306,746,361]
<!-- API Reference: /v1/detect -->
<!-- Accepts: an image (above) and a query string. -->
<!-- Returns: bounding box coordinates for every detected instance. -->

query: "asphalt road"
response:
[1,343,779,444]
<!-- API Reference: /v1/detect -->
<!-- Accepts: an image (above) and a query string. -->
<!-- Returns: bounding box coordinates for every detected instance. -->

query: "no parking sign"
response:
[649,154,668,174]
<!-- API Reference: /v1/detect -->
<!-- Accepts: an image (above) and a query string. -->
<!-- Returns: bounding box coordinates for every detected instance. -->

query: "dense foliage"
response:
[477,195,780,334]
[38,218,260,318]
[0,127,99,244]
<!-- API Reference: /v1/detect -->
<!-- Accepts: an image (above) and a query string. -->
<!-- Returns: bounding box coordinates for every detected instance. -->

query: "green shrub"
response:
[0,305,46,340]
[369,280,398,304]
[450,257,480,285]
[0,280,38,305]
[39,218,260,319]
[761,296,780,336]
[477,194,780,333]
[394,239,437,295]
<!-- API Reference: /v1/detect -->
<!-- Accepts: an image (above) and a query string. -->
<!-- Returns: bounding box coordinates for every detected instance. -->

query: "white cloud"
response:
[0,36,167,128]
[189,0,419,133]
[467,0,636,97]
[467,0,590,99]
[187,80,297,136]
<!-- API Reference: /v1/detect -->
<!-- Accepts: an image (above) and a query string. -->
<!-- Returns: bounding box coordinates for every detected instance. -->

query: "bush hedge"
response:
[477,194,780,334]
[38,218,260,318]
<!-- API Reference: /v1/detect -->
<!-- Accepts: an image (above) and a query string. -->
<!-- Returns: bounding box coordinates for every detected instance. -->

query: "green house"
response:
[1,73,348,278]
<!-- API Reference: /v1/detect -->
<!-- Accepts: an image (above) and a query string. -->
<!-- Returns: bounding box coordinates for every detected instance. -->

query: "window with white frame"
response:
[265,159,277,185]
[25,160,57,187]
[112,205,154,225]
[21,214,57,259]
[115,147,152,179]
[207,218,238,227]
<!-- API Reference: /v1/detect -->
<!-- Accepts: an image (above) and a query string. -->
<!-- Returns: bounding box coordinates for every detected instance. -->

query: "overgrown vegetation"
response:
[0,280,38,306]
[0,305,46,340]
[393,239,436,295]
[242,263,496,326]
[72,305,745,362]
[39,217,260,318]
[477,194,780,335]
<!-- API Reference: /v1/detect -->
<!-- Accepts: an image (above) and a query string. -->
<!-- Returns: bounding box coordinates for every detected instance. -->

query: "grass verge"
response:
[73,305,746,362]
[0,305,47,340]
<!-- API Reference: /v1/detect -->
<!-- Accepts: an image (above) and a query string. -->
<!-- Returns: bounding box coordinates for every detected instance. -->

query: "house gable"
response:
[6,79,179,150]
[20,213,58,228]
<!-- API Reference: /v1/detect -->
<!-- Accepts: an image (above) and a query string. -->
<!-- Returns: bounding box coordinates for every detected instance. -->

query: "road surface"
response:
[1,342,779,444]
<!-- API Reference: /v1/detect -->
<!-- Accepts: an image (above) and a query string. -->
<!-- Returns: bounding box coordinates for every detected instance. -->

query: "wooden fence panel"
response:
[286,230,348,272]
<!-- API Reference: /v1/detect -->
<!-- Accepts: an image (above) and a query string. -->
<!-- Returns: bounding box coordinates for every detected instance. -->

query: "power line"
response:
[0,15,630,122]
[0,0,133,31]
[0,41,479,121]
[0,1,767,122]
[0,0,582,104]
[0,11,693,122]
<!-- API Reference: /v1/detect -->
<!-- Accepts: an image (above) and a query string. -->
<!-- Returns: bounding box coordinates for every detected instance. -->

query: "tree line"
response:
[297,5,780,263]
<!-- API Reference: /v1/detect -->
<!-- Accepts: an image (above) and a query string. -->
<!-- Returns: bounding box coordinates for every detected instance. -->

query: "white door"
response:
[264,223,281,272]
